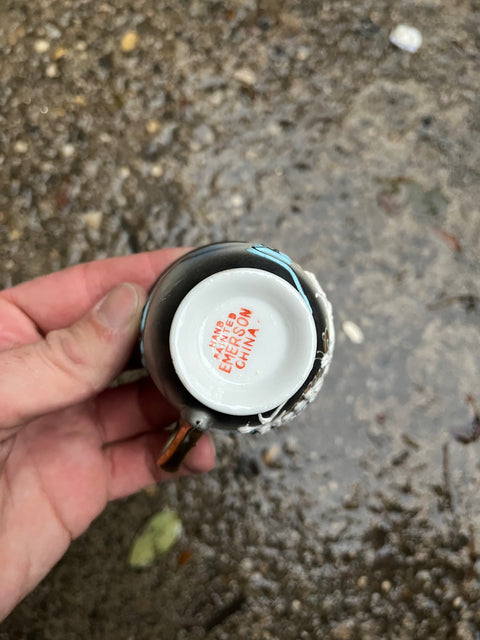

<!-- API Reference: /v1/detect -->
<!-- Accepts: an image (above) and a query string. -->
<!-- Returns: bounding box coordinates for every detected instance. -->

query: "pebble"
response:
[73,95,87,106]
[296,46,311,61]
[44,24,61,40]
[146,119,160,134]
[230,193,245,208]
[54,46,68,60]
[389,24,423,53]
[83,211,103,231]
[46,63,58,78]
[62,144,76,158]
[331,620,354,640]
[14,140,28,154]
[239,557,254,573]
[416,569,431,583]
[151,164,164,177]
[233,67,257,86]
[262,443,281,467]
[381,580,392,594]
[121,30,139,53]
[342,485,361,510]
[193,124,215,147]
[283,436,299,456]
[342,320,365,344]
[34,39,50,54]
[291,599,301,612]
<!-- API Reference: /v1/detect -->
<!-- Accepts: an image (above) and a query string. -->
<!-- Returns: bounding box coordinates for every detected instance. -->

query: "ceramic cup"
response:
[140,242,334,470]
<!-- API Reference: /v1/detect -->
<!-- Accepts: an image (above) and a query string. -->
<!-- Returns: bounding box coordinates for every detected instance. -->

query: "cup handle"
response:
[157,421,203,472]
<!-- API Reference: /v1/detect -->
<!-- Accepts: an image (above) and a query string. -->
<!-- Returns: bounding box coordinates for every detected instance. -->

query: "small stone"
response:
[389,24,423,53]
[239,557,254,573]
[291,599,301,612]
[62,144,75,158]
[342,484,361,510]
[120,30,139,53]
[8,25,26,46]
[9,229,21,241]
[416,570,431,583]
[34,39,50,54]
[381,580,392,594]
[283,436,299,456]
[331,620,354,640]
[233,67,257,86]
[75,40,87,52]
[14,141,28,154]
[192,124,215,147]
[73,95,87,106]
[158,123,177,147]
[146,119,160,134]
[262,443,281,467]
[453,596,464,609]
[357,576,368,588]
[209,90,223,106]
[44,24,61,40]
[151,164,164,177]
[54,46,68,60]
[296,46,311,61]
[230,193,245,208]
[342,320,364,344]
[83,211,103,231]
[46,63,58,78]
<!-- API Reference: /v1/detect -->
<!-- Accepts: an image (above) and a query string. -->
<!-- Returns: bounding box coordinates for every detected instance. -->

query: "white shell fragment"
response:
[389,24,423,53]
[342,321,365,345]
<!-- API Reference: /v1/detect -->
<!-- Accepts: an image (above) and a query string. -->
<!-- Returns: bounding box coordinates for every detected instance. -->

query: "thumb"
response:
[0,283,147,433]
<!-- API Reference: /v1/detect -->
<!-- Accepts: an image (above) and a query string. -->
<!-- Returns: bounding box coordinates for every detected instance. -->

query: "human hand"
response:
[0,250,216,621]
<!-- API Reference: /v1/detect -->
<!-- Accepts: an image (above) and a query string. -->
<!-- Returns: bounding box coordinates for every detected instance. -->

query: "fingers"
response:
[96,377,216,499]
[0,283,146,433]
[0,298,42,352]
[94,378,179,444]
[1,248,189,335]
[103,431,216,500]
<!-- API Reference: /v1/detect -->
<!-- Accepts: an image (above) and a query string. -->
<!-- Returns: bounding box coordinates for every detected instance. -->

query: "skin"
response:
[0,249,215,621]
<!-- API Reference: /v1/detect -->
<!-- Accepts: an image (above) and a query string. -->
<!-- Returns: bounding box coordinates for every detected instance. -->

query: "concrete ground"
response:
[1,1,480,638]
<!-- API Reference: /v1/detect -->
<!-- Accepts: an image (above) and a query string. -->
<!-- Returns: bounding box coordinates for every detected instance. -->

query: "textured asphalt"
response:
[1,1,480,638]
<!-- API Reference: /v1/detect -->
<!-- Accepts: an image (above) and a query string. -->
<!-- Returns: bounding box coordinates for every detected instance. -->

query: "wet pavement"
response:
[1,0,480,638]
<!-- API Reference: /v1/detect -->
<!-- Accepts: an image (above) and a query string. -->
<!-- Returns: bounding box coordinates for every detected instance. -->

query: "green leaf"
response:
[128,509,183,569]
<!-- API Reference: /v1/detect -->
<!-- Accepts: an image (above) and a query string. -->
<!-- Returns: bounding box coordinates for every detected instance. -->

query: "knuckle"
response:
[43,328,97,396]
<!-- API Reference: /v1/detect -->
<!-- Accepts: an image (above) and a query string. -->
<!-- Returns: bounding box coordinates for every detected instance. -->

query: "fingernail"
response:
[96,283,139,330]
